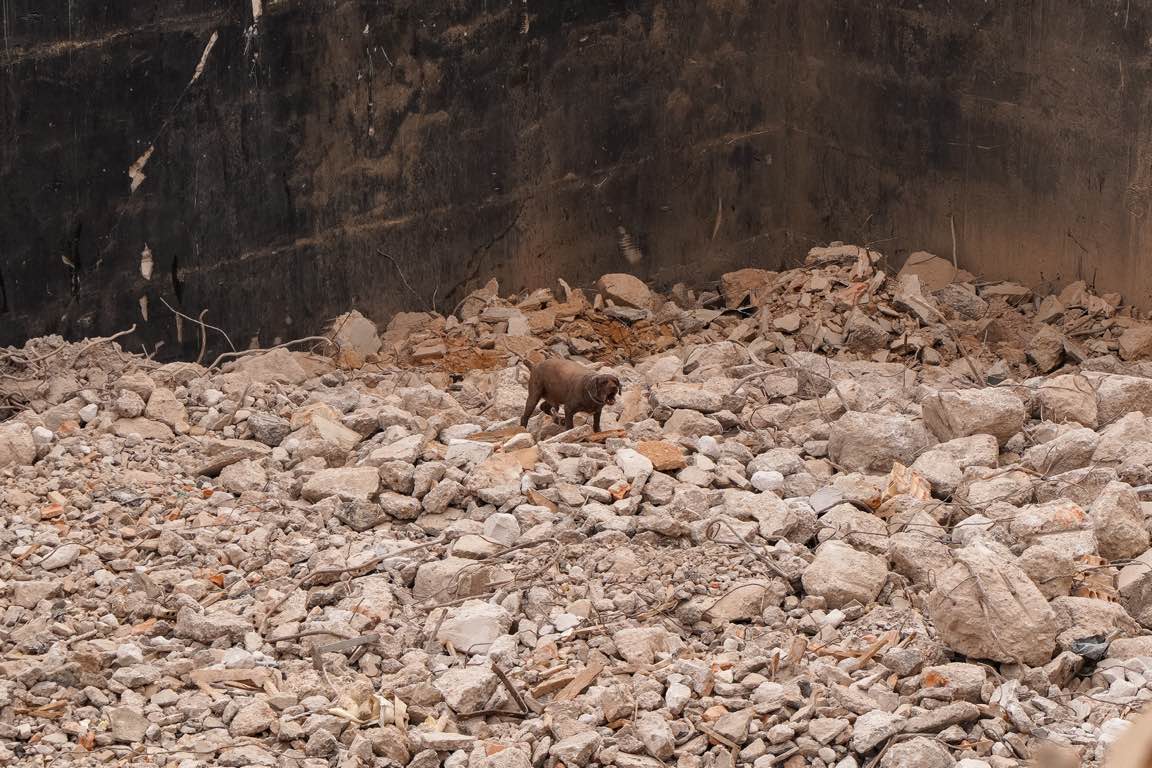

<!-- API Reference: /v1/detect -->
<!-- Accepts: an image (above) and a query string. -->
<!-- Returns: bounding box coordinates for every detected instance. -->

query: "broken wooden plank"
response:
[554,660,604,701]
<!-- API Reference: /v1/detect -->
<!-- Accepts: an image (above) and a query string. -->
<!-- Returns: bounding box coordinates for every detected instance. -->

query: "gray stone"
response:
[174,607,253,644]
[920,663,988,703]
[904,702,981,733]
[613,627,684,666]
[1022,427,1099,475]
[247,411,292,446]
[1035,374,1097,428]
[115,390,146,418]
[218,459,267,494]
[705,580,785,622]
[12,580,59,608]
[144,387,189,432]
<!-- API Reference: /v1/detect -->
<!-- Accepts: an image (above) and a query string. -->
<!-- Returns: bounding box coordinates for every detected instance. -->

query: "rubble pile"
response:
[5,243,1152,767]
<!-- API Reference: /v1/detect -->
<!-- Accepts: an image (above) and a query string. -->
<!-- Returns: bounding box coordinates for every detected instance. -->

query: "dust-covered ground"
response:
[3,245,1152,767]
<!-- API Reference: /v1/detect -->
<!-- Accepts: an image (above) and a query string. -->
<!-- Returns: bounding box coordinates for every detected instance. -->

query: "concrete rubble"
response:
[4,242,1152,766]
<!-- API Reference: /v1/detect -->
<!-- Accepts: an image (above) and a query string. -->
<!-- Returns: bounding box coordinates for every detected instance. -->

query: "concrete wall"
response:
[2,0,1151,355]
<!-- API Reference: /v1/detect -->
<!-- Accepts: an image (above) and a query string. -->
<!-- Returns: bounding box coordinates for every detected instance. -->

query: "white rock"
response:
[108,707,149,743]
[1097,717,1132,763]
[910,449,963,497]
[552,613,582,632]
[597,273,652,309]
[78,402,100,423]
[435,666,498,713]
[1036,373,1097,428]
[750,470,785,491]
[879,737,954,768]
[40,543,81,570]
[433,600,513,655]
[229,699,277,736]
[144,387,189,432]
[31,426,55,447]
[366,434,425,464]
[615,448,654,480]
[1022,427,1098,475]
[665,682,691,714]
[378,491,422,520]
[704,580,785,621]
[12,580,59,608]
[466,453,524,505]
[613,627,684,665]
[1085,373,1152,426]
[446,440,494,467]
[218,459,267,494]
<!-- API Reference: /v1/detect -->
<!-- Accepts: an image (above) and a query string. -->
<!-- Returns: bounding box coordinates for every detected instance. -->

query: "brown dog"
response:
[521,359,621,432]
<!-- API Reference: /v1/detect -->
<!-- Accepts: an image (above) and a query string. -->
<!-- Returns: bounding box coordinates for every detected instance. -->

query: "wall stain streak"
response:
[2,0,1152,357]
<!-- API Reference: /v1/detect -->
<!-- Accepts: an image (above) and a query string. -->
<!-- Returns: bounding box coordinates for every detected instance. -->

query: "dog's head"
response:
[592,373,621,405]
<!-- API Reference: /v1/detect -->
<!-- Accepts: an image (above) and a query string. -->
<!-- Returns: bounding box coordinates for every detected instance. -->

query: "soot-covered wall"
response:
[2,1,1152,355]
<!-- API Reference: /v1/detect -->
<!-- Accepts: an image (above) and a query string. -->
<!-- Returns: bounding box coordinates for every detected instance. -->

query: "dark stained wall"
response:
[2,0,1151,355]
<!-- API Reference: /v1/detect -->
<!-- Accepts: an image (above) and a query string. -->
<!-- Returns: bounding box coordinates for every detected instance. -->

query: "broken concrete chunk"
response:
[329,309,382,367]
[596,273,652,309]
[927,544,1058,665]
[301,467,380,502]
[921,388,1025,446]
[435,666,498,712]
[432,600,513,654]
[720,268,776,307]
[828,412,930,473]
[1091,481,1151,561]
[613,627,684,666]
[1035,373,1097,428]
[801,541,888,608]
[1028,325,1066,372]
[898,251,957,292]
[1119,325,1152,361]
[0,422,36,469]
